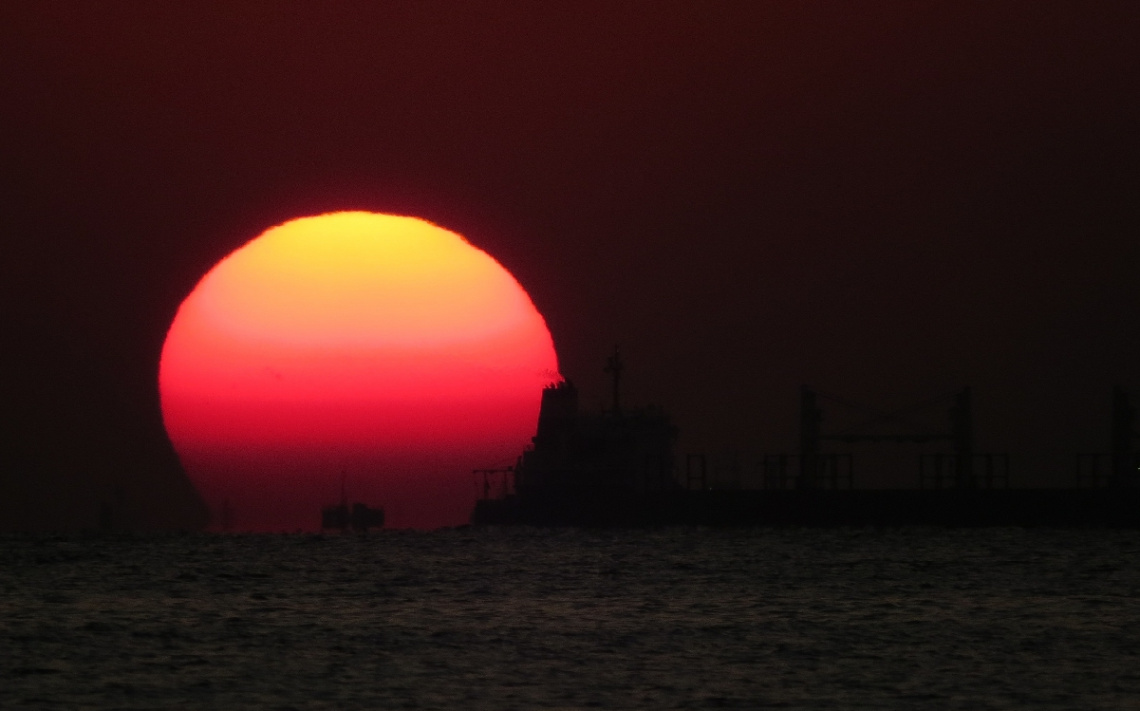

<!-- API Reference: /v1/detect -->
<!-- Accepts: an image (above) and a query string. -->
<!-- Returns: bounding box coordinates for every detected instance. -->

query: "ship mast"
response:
[605,346,624,414]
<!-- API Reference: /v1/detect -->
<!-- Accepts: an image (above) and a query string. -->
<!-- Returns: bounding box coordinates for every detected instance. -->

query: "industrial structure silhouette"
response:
[474,354,1139,527]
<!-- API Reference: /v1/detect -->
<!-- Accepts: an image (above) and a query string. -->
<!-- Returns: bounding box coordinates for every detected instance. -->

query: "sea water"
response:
[2,527,1139,710]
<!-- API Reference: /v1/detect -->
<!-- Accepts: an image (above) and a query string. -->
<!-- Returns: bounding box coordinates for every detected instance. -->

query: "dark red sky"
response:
[3,2,1139,529]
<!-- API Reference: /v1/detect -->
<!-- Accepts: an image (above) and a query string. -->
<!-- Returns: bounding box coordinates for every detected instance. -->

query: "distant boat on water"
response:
[321,501,385,532]
[321,473,385,531]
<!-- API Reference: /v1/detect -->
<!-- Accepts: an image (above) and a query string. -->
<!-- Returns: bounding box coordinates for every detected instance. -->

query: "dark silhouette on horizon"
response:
[792,385,1008,491]
[474,357,1140,528]
[320,474,385,532]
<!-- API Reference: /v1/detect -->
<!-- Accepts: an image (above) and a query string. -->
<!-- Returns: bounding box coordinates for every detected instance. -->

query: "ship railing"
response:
[919,453,1010,489]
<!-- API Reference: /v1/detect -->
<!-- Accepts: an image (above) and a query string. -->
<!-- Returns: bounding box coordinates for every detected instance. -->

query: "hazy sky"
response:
[3,2,1138,528]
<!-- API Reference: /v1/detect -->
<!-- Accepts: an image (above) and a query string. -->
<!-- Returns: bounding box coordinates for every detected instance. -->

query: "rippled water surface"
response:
[3,527,1139,709]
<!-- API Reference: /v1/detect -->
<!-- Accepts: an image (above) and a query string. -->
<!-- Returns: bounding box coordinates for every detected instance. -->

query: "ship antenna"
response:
[605,345,624,414]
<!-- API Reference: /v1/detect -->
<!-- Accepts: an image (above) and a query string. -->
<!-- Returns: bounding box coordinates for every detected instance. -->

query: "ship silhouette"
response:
[473,352,1140,527]
[321,473,385,532]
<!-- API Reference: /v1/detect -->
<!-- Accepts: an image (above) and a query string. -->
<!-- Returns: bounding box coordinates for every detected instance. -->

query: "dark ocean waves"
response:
[2,528,1139,709]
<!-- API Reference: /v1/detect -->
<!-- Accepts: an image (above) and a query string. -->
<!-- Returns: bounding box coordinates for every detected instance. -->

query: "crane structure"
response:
[795,385,1008,490]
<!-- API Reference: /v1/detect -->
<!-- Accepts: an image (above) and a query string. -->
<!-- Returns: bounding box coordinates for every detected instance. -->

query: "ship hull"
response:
[473,488,1140,527]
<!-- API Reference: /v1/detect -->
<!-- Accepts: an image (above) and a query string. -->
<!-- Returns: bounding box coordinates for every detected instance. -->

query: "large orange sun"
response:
[160,212,560,530]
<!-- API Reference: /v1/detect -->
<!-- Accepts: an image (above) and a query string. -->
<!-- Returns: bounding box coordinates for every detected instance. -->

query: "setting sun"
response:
[160,212,560,530]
